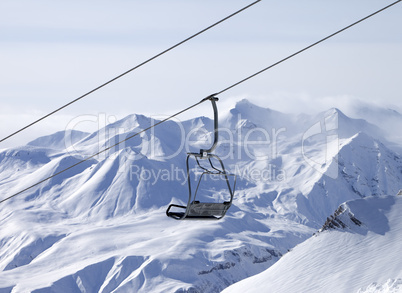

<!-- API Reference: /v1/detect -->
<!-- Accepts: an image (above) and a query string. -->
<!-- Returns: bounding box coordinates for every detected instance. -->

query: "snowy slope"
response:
[0,99,402,292]
[223,194,402,293]
[28,130,89,151]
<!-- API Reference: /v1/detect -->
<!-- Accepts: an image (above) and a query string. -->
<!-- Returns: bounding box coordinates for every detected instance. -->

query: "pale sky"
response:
[1,0,401,148]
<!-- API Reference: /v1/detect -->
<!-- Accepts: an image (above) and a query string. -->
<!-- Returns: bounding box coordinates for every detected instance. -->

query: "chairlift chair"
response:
[166,96,236,220]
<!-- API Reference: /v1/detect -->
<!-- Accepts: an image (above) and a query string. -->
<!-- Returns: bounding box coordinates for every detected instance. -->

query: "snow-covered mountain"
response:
[0,99,401,292]
[223,194,402,293]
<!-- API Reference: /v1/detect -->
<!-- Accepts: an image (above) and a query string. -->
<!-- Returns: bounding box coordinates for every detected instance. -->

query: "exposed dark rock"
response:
[319,204,363,232]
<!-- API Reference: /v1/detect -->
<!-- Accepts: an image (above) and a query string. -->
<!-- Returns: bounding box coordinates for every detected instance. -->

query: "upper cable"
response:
[0,0,261,145]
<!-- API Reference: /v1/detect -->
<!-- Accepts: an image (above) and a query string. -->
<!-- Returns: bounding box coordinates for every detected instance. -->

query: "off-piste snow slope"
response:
[0,99,401,292]
[223,194,402,293]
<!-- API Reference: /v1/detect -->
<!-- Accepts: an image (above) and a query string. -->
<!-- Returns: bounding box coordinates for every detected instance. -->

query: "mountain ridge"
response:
[1,99,402,292]
[223,194,402,293]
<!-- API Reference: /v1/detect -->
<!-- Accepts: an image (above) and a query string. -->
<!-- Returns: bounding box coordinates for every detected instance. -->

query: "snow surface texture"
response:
[357,279,402,293]
[0,99,402,292]
[223,195,402,293]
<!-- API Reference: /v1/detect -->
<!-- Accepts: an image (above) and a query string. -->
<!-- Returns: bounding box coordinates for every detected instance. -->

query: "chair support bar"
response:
[166,96,236,220]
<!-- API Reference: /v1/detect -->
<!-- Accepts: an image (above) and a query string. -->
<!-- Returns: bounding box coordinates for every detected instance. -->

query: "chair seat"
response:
[188,202,230,217]
[166,201,231,220]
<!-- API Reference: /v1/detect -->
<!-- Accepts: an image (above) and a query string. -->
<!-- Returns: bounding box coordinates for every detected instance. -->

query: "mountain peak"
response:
[235,98,258,107]
[324,107,346,117]
[27,130,89,150]
[233,99,274,114]
[224,98,294,133]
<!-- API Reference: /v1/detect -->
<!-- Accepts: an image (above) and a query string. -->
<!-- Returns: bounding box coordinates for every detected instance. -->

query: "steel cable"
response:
[0,0,261,145]
[217,0,402,95]
[1,0,401,204]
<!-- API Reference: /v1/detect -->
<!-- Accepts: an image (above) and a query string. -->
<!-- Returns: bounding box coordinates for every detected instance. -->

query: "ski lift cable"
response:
[216,0,402,96]
[1,0,400,205]
[0,0,261,145]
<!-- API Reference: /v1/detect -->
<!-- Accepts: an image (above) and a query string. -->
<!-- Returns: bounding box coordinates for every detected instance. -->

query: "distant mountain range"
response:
[1,99,401,292]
